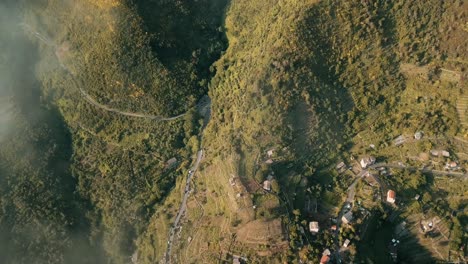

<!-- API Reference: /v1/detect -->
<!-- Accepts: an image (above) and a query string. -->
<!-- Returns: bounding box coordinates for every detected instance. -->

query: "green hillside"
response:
[0,0,466,263]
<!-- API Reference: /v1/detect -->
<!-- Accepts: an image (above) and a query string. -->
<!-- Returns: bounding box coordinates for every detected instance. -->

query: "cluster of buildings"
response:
[430,149,461,171]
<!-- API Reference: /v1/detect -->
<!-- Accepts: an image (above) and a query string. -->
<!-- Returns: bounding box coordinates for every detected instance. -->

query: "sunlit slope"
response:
[168,0,466,263]
[160,0,353,262]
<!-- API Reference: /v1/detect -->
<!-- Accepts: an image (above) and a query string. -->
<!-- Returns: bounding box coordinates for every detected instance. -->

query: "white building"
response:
[387,190,396,204]
[360,156,376,169]
[414,131,423,140]
[343,239,351,248]
[267,149,274,157]
[263,180,271,191]
[309,221,319,234]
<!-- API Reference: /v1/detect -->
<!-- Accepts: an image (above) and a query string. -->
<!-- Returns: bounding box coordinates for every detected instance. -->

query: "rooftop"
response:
[263,180,271,191]
[343,238,351,247]
[342,211,353,224]
[309,221,319,233]
[320,255,330,264]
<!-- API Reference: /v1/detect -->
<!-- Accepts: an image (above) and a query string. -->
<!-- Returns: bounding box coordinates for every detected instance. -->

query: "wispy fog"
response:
[0,1,40,142]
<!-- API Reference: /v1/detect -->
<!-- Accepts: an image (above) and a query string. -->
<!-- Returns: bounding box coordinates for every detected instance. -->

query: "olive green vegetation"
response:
[189,0,466,263]
[0,0,466,263]
[0,12,103,262]
[1,0,226,263]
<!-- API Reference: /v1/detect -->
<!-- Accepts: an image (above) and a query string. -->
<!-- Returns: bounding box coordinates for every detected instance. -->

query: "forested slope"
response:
[1,0,226,263]
[0,6,103,262]
[0,0,466,263]
[172,0,466,263]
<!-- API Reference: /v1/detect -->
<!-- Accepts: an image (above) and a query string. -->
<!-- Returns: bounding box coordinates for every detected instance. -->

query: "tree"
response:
[271,179,280,193]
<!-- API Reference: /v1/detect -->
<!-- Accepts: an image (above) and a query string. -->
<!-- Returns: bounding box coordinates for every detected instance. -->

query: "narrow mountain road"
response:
[165,150,203,264]
[333,174,361,263]
[369,163,468,180]
[22,23,187,122]
[163,97,211,264]
[78,87,186,121]
[24,23,212,263]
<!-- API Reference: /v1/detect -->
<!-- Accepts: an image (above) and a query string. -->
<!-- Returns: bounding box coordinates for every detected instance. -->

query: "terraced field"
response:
[456,94,468,131]
[398,214,450,263]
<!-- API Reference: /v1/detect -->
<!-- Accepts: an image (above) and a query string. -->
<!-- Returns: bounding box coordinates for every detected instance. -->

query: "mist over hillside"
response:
[0,0,466,263]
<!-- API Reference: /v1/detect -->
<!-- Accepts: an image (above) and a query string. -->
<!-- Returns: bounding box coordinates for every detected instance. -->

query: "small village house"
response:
[320,255,330,264]
[309,221,319,234]
[414,131,423,140]
[320,249,331,263]
[360,156,376,169]
[387,190,396,204]
[343,239,351,248]
[336,161,345,170]
[394,135,406,146]
[441,150,450,157]
[263,180,271,191]
[267,149,274,157]
[445,161,458,170]
[341,211,353,224]
[330,225,337,231]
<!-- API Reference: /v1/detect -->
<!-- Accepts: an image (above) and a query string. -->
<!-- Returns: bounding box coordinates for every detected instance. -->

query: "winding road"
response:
[23,24,212,264]
[164,150,203,264]
[78,87,186,121]
[22,23,187,122]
